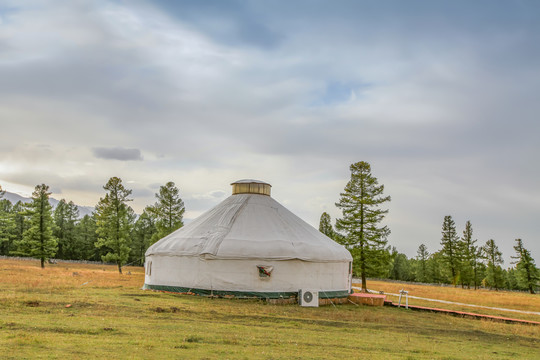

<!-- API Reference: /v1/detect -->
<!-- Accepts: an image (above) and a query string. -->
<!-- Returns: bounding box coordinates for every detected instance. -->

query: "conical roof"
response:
[146,181,352,263]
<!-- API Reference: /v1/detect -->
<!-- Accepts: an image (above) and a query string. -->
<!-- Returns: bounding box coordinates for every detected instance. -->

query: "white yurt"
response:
[143,180,353,301]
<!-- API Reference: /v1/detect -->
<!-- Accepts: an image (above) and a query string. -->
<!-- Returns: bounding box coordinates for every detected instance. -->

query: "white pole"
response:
[399,289,409,309]
[406,292,408,309]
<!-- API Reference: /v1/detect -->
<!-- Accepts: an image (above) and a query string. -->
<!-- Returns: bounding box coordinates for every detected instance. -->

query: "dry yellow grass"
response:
[0,259,144,289]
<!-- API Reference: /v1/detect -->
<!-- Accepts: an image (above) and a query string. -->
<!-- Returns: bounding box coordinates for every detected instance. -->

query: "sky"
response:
[1,0,539,264]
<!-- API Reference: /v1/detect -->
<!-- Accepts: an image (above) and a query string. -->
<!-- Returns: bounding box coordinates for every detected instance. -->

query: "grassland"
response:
[363,280,540,322]
[0,259,538,359]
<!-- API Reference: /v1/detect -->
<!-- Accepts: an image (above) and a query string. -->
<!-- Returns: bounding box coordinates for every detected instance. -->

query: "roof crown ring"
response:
[231,179,271,196]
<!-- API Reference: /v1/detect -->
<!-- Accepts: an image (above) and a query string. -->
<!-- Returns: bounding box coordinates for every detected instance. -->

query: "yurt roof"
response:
[146,181,352,263]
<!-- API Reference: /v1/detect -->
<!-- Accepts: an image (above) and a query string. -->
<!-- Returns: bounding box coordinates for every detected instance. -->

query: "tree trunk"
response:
[360,243,367,292]
[451,266,457,287]
[361,271,367,292]
[41,257,45,268]
[118,262,122,274]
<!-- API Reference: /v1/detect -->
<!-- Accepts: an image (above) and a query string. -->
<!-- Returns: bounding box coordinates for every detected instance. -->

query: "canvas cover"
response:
[145,193,352,263]
[144,257,351,297]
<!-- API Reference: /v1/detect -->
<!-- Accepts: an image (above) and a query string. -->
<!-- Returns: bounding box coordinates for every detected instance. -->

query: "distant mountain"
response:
[1,191,94,218]
[1,191,27,205]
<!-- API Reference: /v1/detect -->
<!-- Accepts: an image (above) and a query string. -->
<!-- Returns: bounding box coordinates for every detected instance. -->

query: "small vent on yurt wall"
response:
[231,179,271,196]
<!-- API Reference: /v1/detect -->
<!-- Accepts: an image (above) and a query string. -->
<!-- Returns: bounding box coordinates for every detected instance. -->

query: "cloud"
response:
[92,147,143,161]
[1,0,540,263]
[149,0,282,48]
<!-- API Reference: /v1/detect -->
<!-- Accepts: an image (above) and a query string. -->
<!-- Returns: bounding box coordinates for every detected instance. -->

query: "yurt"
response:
[143,180,353,302]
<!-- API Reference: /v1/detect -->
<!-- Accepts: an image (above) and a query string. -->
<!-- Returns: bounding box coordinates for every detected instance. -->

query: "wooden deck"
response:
[348,293,386,306]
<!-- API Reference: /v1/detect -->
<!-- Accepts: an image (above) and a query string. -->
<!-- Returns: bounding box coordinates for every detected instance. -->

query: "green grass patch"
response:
[0,259,538,359]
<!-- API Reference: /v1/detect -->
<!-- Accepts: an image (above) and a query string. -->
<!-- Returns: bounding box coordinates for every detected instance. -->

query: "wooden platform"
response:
[348,293,386,306]
[388,302,540,326]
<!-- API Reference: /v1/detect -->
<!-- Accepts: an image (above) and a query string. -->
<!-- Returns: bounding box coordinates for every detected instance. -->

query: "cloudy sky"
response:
[1,0,539,263]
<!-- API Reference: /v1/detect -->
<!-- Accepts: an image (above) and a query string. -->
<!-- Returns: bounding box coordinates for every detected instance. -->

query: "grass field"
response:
[361,280,540,322]
[1,259,538,359]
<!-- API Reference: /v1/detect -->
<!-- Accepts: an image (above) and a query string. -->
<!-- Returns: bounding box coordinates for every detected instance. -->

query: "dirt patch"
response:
[153,306,188,313]
[121,293,155,297]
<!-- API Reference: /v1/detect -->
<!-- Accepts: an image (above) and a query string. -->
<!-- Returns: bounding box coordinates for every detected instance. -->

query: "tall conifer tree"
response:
[54,200,80,259]
[335,161,391,292]
[318,212,335,239]
[440,215,460,286]
[511,239,539,294]
[427,251,448,284]
[76,214,99,261]
[149,182,184,243]
[12,201,28,246]
[53,199,67,258]
[0,199,16,255]
[131,207,157,266]
[459,220,480,289]
[95,177,134,273]
[416,244,430,283]
[482,239,504,290]
[16,184,58,268]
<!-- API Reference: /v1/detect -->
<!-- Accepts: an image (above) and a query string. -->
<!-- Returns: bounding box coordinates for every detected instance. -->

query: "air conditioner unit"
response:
[298,289,319,307]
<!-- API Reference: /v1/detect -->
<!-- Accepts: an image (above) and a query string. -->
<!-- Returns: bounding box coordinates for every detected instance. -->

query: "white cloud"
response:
[92,147,143,161]
[1,0,539,262]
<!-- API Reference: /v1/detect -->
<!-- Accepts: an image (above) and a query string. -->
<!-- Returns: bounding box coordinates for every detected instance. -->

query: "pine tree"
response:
[53,200,67,258]
[318,212,335,239]
[95,177,134,273]
[482,239,504,290]
[75,214,99,261]
[15,184,58,268]
[416,244,430,283]
[12,201,29,246]
[440,215,460,286]
[335,161,391,292]
[131,207,157,266]
[390,252,412,281]
[149,182,185,243]
[458,221,480,289]
[511,239,539,294]
[54,200,80,259]
[64,201,80,258]
[471,244,483,290]
[426,251,449,284]
[505,268,519,290]
[0,199,17,255]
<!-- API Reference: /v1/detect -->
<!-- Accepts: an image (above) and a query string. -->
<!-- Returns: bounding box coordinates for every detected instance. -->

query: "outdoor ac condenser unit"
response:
[298,289,319,307]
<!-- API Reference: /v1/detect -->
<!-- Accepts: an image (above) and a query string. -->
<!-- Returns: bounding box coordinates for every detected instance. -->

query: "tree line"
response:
[1,166,538,292]
[0,179,185,273]
[319,161,539,294]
